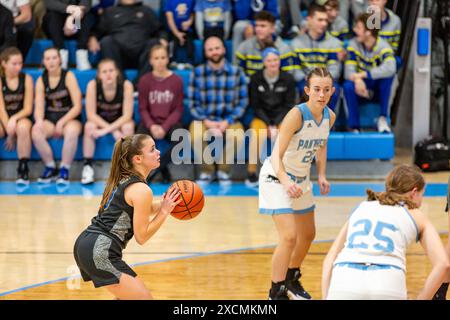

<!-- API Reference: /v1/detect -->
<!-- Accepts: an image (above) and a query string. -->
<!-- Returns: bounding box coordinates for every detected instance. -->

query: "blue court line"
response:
[0,242,288,297]
[2,230,450,298]
[0,182,448,197]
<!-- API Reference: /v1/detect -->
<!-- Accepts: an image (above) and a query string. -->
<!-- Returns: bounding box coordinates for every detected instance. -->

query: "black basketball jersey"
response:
[42,69,74,124]
[86,175,145,249]
[1,73,25,117]
[96,79,124,123]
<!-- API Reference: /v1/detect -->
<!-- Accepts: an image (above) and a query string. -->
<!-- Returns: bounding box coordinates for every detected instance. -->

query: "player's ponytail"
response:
[366,164,425,209]
[300,67,334,103]
[99,134,150,213]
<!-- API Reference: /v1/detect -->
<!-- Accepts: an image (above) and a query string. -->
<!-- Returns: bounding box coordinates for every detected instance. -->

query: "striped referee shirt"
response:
[188,60,248,124]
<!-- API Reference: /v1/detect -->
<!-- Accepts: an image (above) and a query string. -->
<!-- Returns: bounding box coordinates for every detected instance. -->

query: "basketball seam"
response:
[185,181,195,206]
[188,194,204,210]
[176,181,190,216]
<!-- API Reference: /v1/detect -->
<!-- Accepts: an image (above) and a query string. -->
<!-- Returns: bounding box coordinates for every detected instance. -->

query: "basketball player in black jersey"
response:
[81,59,135,185]
[0,47,34,184]
[32,47,83,185]
[74,134,181,299]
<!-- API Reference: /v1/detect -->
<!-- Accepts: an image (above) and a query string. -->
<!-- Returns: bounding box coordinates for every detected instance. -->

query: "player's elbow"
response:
[134,234,147,246]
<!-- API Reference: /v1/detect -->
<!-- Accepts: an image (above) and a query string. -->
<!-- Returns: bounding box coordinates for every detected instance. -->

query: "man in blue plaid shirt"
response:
[188,36,248,184]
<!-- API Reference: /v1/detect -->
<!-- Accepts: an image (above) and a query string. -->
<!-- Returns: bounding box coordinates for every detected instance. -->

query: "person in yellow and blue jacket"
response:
[235,11,295,78]
[343,13,396,134]
[291,3,343,111]
[368,0,401,54]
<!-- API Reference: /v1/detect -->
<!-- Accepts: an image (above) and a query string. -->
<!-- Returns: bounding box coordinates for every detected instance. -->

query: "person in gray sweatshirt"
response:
[291,3,343,110]
[343,13,396,133]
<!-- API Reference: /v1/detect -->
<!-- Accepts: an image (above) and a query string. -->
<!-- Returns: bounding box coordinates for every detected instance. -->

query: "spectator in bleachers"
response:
[194,0,232,40]
[291,3,342,110]
[30,0,46,38]
[188,36,247,184]
[235,11,294,77]
[32,47,83,184]
[0,47,33,184]
[42,0,94,70]
[325,0,349,41]
[245,47,296,187]
[164,0,195,67]
[367,0,401,54]
[232,0,279,61]
[343,13,395,133]
[279,0,303,39]
[137,44,183,183]
[1,0,34,59]
[88,0,169,77]
[81,59,135,185]
[0,4,16,53]
[338,0,367,23]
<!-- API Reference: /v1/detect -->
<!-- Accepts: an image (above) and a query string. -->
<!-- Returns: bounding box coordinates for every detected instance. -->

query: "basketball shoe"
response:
[268,284,289,300]
[16,159,30,185]
[57,167,70,185]
[286,269,312,300]
[38,166,59,183]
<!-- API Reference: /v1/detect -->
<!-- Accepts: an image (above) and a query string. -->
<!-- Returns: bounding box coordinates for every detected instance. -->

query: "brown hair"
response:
[308,3,328,17]
[0,47,22,77]
[96,58,123,83]
[356,13,379,38]
[148,44,169,60]
[366,164,425,209]
[300,67,334,103]
[325,0,339,10]
[254,10,276,24]
[99,134,150,213]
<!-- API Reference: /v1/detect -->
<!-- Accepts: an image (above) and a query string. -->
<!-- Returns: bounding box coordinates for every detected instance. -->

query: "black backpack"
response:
[414,136,450,172]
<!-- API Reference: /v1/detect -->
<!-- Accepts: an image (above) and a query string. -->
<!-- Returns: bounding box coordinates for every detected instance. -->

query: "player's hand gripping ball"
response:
[168,180,205,220]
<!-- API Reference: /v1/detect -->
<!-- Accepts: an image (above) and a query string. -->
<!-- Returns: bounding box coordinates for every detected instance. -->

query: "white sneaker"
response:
[196,171,213,184]
[81,164,95,185]
[377,116,391,133]
[59,49,69,69]
[217,170,231,185]
[76,49,91,70]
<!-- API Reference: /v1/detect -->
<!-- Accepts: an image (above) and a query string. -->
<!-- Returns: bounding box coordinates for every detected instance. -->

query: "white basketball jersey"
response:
[334,201,419,271]
[277,103,331,178]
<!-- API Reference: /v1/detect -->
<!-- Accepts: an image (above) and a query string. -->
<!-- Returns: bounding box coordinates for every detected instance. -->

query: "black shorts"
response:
[73,230,137,288]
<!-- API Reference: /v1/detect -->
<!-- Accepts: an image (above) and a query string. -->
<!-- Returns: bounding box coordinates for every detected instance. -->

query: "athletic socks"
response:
[84,158,93,166]
[286,267,301,281]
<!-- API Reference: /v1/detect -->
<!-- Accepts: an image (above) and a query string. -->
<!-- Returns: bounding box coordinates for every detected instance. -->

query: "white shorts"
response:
[258,159,315,215]
[326,263,407,300]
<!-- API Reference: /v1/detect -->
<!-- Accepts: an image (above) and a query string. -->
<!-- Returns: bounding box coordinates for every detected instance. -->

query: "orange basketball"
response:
[169,180,205,220]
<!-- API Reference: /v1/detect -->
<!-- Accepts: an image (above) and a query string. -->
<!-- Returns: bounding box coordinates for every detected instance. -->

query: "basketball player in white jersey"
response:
[322,164,450,300]
[259,67,336,300]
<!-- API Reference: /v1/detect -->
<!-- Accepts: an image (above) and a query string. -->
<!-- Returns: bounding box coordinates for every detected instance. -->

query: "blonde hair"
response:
[99,134,150,213]
[0,47,22,77]
[366,164,425,209]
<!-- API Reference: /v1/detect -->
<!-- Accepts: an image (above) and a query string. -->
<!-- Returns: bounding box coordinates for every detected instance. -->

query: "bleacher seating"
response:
[0,39,395,163]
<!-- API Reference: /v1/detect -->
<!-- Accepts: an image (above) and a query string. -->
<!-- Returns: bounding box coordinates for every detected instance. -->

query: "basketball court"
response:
[0,168,448,300]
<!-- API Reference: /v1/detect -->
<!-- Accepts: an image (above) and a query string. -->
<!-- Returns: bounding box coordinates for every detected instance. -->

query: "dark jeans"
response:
[172,30,194,65]
[100,36,162,79]
[42,10,94,49]
[343,77,395,129]
[136,122,183,171]
[204,27,225,40]
[16,19,34,59]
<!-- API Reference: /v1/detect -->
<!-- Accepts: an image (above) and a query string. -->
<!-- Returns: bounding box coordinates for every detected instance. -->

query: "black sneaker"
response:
[56,167,70,185]
[38,166,59,183]
[245,172,258,187]
[16,161,30,185]
[268,284,289,300]
[286,270,312,300]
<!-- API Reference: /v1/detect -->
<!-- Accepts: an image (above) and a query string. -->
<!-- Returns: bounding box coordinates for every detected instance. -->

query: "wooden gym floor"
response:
[0,170,448,300]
